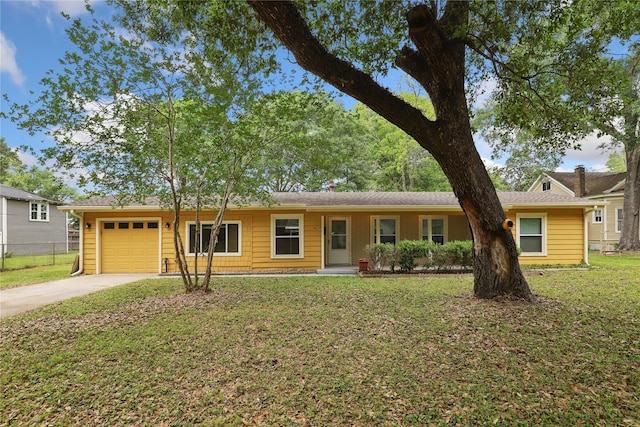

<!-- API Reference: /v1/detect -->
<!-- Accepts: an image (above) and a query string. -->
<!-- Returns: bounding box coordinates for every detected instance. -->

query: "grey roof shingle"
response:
[0,184,61,204]
[62,191,595,210]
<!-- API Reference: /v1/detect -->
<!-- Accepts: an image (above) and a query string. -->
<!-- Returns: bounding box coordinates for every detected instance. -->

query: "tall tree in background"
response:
[485,4,640,250]
[474,108,562,191]
[254,91,373,192]
[0,138,78,202]
[607,153,627,173]
[354,94,450,192]
[0,138,21,183]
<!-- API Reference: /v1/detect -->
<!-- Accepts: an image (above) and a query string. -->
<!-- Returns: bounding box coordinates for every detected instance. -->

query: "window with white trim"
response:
[517,214,547,255]
[421,216,446,244]
[187,221,241,255]
[592,209,602,224]
[271,214,304,258]
[29,202,49,222]
[372,216,398,245]
[616,208,624,233]
[542,181,551,192]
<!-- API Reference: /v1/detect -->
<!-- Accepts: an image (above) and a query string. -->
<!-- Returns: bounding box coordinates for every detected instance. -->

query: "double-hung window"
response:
[187,221,241,255]
[616,208,624,233]
[517,214,547,256]
[593,209,603,224]
[421,217,446,244]
[542,181,551,191]
[272,214,304,258]
[29,202,49,222]
[372,216,398,245]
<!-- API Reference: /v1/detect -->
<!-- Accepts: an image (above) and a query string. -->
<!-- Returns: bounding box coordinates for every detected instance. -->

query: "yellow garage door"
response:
[101,220,159,273]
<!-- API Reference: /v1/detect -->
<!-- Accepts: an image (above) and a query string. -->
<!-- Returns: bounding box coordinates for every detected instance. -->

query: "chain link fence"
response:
[0,242,77,271]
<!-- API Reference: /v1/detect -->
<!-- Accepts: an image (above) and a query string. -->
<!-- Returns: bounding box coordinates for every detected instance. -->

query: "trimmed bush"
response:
[397,239,439,272]
[431,240,473,270]
[363,243,395,272]
[363,240,474,273]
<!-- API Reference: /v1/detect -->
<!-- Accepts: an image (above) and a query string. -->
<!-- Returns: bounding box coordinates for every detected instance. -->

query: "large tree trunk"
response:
[618,145,640,250]
[433,121,532,299]
[249,1,534,300]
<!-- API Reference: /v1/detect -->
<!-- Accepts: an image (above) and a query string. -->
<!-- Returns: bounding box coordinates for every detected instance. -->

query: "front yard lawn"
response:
[0,252,78,290]
[1,267,638,426]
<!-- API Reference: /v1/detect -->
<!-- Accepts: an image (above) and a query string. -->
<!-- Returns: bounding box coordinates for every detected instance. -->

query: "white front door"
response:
[328,217,350,265]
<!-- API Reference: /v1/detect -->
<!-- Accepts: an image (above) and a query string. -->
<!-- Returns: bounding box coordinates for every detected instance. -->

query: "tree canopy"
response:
[0,138,78,202]
[485,2,640,249]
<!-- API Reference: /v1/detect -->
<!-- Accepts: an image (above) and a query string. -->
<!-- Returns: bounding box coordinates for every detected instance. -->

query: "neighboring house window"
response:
[372,216,398,245]
[593,209,603,224]
[517,214,547,256]
[616,208,624,233]
[421,217,446,244]
[29,202,49,222]
[187,221,241,255]
[542,181,551,192]
[271,214,304,258]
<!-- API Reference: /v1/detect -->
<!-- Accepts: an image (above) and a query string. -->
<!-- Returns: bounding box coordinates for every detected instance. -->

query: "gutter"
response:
[67,210,84,276]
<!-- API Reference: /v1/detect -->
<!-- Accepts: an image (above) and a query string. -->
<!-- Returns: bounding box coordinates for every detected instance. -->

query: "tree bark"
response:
[248,0,534,300]
[618,145,640,251]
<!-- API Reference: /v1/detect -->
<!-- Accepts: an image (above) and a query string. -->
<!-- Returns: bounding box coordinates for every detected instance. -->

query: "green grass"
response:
[1,251,77,270]
[589,250,640,269]
[1,269,639,426]
[0,252,78,290]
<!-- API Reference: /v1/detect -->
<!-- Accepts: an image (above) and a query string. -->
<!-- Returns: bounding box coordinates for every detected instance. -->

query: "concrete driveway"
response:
[0,274,156,318]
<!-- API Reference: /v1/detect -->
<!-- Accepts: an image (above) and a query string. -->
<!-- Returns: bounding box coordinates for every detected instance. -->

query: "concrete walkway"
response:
[0,274,155,318]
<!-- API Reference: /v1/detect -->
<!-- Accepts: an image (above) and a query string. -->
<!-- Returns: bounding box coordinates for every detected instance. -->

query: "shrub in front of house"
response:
[363,240,473,273]
[363,243,396,272]
[397,239,438,272]
[430,240,473,270]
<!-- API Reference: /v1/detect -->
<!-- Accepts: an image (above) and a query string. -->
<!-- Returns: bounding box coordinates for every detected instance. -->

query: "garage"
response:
[100,220,160,273]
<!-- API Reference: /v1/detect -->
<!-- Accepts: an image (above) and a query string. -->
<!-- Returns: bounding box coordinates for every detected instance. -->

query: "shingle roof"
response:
[61,191,595,210]
[546,172,625,197]
[0,184,60,204]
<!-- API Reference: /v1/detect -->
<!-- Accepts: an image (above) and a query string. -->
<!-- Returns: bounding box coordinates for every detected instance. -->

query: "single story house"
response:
[59,191,597,275]
[1,184,68,257]
[528,166,629,250]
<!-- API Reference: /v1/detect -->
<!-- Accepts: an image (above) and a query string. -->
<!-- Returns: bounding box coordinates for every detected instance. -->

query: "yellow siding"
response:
[250,210,322,272]
[509,208,585,265]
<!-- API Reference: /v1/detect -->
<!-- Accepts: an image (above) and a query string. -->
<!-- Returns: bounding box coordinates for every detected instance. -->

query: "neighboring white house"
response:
[0,184,68,256]
[528,166,628,250]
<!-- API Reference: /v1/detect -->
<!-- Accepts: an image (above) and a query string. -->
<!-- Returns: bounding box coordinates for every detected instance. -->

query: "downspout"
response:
[584,207,595,266]
[1,196,8,256]
[68,210,84,276]
[321,215,325,270]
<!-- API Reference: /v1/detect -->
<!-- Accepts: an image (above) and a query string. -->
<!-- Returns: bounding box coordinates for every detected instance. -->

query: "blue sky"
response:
[1,0,617,183]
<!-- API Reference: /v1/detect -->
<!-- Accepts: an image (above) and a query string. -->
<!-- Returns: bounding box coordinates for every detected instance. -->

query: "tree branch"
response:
[247,0,438,143]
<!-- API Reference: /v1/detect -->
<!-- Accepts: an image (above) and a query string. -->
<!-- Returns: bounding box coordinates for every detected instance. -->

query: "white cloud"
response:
[482,157,503,169]
[51,0,90,17]
[559,132,622,171]
[17,150,38,167]
[0,32,26,86]
[472,76,498,110]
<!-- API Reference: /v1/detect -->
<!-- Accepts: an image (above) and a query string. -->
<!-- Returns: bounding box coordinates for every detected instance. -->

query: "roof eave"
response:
[503,202,599,209]
[58,204,162,212]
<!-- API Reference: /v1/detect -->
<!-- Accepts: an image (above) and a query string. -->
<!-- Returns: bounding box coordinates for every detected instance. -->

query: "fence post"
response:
[52,242,56,266]
[1,243,4,271]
